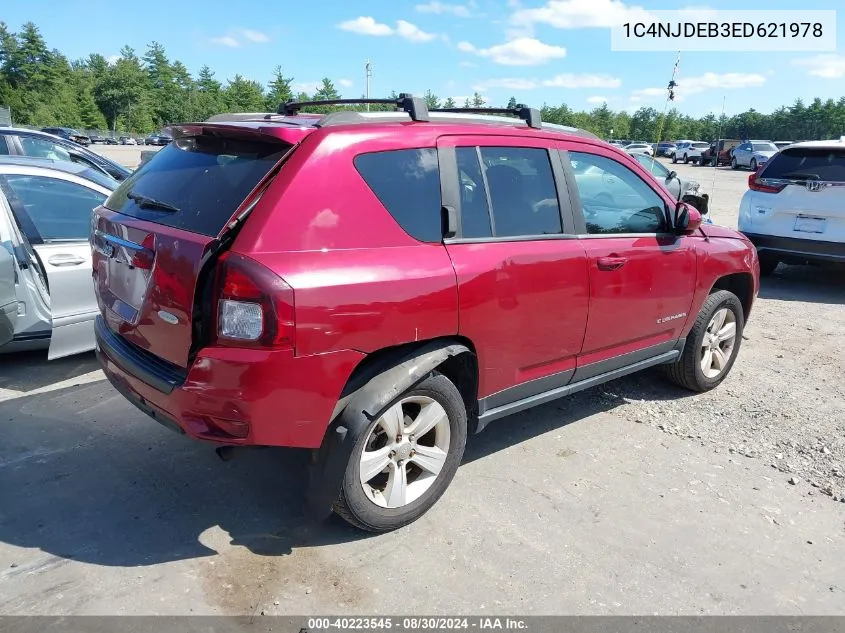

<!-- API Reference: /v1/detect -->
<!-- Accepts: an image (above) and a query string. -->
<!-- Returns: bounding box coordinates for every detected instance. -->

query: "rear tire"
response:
[333,372,467,532]
[665,290,744,393]
[758,254,779,276]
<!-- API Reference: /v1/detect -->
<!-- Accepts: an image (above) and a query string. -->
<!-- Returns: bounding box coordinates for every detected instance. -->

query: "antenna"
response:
[655,51,681,145]
[711,95,726,194]
[365,60,373,112]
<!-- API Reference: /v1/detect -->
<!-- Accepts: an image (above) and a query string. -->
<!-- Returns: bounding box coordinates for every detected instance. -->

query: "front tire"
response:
[665,290,744,392]
[333,372,467,532]
[671,154,678,164]
[683,153,689,164]
[731,157,738,170]
[750,158,758,171]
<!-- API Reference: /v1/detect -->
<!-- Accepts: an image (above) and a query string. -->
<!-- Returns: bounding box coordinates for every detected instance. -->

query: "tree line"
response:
[1,21,844,141]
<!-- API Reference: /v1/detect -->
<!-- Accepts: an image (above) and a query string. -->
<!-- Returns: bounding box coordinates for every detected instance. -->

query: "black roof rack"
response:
[430,105,542,129]
[279,93,429,122]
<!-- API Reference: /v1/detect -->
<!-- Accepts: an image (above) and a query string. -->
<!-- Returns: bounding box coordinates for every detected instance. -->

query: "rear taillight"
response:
[213,252,295,349]
[748,169,787,193]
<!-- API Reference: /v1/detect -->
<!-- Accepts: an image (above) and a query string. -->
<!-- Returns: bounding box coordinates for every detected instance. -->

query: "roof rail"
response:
[430,105,542,129]
[279,93,429,122]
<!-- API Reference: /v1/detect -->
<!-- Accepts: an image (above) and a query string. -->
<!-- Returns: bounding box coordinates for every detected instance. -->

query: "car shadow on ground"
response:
[0,351,100,393]
[0,368,673,568]
[758,264,845,305]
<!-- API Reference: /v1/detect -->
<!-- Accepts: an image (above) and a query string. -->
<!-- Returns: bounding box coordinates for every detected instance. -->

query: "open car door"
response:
[0,168,111,359]
[0,245,17,347]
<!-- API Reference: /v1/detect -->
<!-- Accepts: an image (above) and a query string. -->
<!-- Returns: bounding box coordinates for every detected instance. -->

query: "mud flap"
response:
[306,342,472,520]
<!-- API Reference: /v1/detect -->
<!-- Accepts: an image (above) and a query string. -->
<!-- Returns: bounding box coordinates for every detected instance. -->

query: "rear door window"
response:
[762,147,845,182]
[478,147,562,237]
[105,134,291,237]
[0,175,106,242]
[354,148,442,243]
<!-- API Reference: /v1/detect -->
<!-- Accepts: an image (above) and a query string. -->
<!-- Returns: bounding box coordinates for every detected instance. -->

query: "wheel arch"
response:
[709,272,754,321]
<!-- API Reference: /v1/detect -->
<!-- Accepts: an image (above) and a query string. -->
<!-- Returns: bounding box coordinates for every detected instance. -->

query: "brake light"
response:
[214,252,295,349]
[748,170,787,193]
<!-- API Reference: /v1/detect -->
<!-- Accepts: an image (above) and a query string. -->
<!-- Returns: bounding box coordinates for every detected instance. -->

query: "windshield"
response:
[693,143,710,148]
[752,143,777,152]
[634,154,668,176]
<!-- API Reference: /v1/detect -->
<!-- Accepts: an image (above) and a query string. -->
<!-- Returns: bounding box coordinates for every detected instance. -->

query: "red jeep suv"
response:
[91,96,760,532]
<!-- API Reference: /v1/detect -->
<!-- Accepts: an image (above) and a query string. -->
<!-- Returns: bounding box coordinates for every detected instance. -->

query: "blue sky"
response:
[5,0,844,116]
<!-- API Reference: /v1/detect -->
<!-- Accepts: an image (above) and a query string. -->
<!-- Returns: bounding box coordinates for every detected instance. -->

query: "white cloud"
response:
[458,37,566,66]
[337,17,438,43]
[511,0,653,32]
[474,73,620,90]
[396,20,437,42]
[587,95,608,104]
[338,16,394,36]
[339,78,354,88]
[792,55,845,79]
[631,72,766,103]
[210,35,240,48]
[292,81,321,94]
[415,1,474,17]
[106,54,120,64]
[240,29,270,43]
[209,28,271,47]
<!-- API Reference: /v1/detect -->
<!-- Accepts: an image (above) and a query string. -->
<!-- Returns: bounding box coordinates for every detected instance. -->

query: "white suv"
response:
[680,142,712,165]
[738,137,845,274]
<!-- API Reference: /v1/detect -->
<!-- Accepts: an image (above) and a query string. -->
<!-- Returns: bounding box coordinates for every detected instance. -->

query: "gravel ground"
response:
[568,159,845,505]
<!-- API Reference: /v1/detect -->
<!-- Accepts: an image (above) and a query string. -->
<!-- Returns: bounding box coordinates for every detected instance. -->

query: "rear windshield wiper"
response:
[126,190,180,212]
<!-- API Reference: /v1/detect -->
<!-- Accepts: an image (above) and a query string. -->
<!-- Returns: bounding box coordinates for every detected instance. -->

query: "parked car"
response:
[657,142,676,157]
[629,153,706,206]
[144,132,173,146]
[40,127,91,146]
[731,140,778,171]
[90,135,117,145]
[119,136,138,145]
[91,99,759,532]
[739,137,845,275]
[667,140,695,163]
[700,139,741,167]
[623,142,654,156]
[678,142,712,165]
[0,127,131,181]
[0,156,116,358]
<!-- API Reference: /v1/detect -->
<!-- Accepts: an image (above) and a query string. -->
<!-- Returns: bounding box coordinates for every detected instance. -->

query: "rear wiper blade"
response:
[126,190,180,212]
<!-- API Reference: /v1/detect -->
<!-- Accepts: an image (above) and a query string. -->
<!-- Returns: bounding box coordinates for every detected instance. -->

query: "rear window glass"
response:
[354,148,442,243]
[105,134,290,237]
[762,147,845,182]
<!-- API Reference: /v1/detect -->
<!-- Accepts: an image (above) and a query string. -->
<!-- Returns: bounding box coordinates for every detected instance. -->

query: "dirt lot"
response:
[0,157,843,616]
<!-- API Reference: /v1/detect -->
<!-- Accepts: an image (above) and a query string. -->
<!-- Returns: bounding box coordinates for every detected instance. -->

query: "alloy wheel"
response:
[359,396,451,509]
[700,308,737,379]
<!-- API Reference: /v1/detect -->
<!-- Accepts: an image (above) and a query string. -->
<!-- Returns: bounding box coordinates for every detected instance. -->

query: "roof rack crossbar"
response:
[279,93,429,122]
[430,105,542,129]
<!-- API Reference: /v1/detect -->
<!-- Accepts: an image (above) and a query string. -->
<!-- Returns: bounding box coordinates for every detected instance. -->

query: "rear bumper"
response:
[745,232,845,264]
[94,315,364,448]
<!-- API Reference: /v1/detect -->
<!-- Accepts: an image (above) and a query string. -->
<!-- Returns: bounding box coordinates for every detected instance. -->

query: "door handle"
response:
[48,254,86,267]
[597,256,627,271]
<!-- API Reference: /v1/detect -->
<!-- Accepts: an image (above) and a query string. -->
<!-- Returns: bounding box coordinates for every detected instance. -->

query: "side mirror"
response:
[665,170,677,182]
[673,201,702,234]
